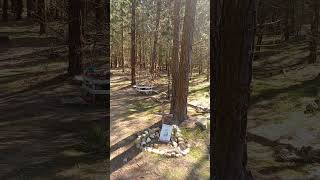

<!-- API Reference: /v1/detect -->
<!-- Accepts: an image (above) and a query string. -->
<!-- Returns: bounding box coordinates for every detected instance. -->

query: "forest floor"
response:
[247,36,320,179]
[0,19,108,179]
[110,36,320,179]
[110,69,210,180]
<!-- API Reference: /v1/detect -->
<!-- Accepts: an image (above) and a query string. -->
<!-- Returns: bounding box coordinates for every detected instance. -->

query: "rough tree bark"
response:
[173,0,197,123]
[308,0,319,64]
[212,0,256,179]
[26,0,34,18]
[130,0,136,85]
[68,0,82,76]
[2,0,8,21]
[170,0,181,114]
[95,0,104,32]
[38,0,47,34]
[150,0,161,74]
[15,0,22,20]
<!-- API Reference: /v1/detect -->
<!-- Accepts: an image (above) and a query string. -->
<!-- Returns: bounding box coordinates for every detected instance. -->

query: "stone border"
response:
[135,125,191,158]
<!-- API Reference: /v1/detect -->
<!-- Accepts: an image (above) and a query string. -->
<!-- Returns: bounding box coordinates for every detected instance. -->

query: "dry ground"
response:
[110,69,210,180]
[0,18,108,179]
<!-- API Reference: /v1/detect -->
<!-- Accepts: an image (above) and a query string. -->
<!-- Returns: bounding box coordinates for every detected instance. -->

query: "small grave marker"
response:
[159,124,173,143]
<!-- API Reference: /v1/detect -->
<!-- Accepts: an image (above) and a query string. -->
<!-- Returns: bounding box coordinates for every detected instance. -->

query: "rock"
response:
[135,138,141,144]
[145,147,152,152]
[136,144,140,148]
[186,143,191,148]
[170,152,176,157]
[176,154,182,157]
[177,137,184,143]
[158,150,165,155]
[180,147,190,156]
[144,130,149,135]
[150,134,155,139]
[142,133,147,137]
[196,118,208,130]
[171,137,177,143]
[172,141,178,148]
[165,153,171,157]
[154,144,159,148]
[141,141,146,147]
[146,137,151,143]
[176,134,182,138]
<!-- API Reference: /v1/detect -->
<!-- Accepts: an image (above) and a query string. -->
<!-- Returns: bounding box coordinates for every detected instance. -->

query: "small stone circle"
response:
[134,125,191,158]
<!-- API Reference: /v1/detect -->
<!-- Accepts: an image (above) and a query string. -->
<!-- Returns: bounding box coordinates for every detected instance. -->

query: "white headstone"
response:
[159,124,173,143]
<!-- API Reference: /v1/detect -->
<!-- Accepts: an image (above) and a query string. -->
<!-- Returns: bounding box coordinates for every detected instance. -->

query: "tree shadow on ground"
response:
[186,155,209,180]
[110,120,163,173]
[251,74,320,106]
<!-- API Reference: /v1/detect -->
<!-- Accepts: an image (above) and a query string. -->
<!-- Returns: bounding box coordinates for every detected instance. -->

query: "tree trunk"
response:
[2,0,8,21]
[212,0,256,179]
[95,0,103,33]
[308,0,319,64]
[283,1,290,41]
[150,0,161,74]
[15,0,22,20]
[130,0,136,85]
[11,0,16,13]
[170,0,181,114]
[26,0,33,18]
[68,0,82,76]
[38,0,47,34]
[290,0,295,34]
[121,8,124,72]
[173,0,197,123]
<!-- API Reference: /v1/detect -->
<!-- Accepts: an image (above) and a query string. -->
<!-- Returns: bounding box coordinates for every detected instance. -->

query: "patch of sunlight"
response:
[189,146,206,160]
[181,128,208,142]
[164,167,188,180]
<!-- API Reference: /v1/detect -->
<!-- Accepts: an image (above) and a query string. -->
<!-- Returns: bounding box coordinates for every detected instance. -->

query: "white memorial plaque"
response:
[159,124,173,143]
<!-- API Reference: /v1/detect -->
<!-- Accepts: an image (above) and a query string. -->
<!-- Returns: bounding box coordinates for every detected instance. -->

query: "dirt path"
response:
[0,19,107,180]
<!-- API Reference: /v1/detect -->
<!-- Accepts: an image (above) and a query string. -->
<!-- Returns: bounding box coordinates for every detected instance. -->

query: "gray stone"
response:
[141,141,146,147]
[180,148,190,156]
[172,141,178,148]
[178,137,184,143]
[146,137,151,143]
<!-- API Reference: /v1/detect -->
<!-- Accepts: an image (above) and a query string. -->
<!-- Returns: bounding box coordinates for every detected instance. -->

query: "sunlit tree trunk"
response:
[68,0,82,75]
[130,0,136,85]
[212,0,256,179]
[173,0,197,123]
[150,0,161,74]
[121,8,124,72]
